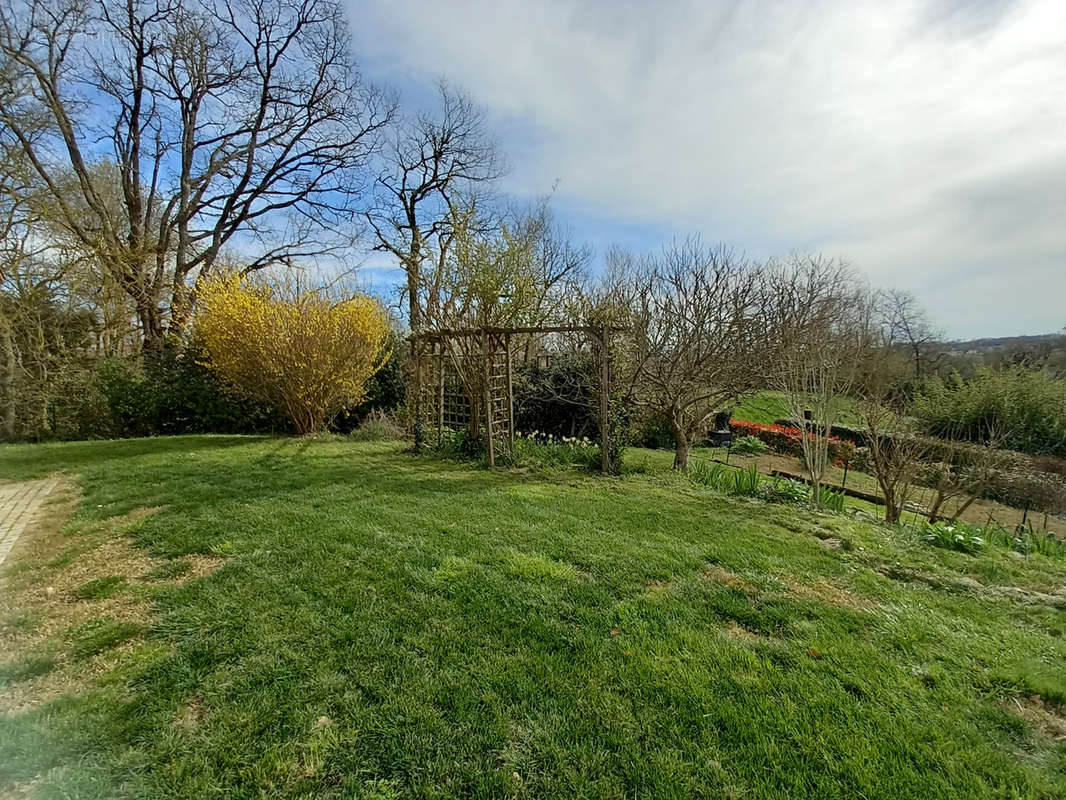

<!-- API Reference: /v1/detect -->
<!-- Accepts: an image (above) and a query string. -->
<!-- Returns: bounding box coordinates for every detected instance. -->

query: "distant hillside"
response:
[944,332,1066,356]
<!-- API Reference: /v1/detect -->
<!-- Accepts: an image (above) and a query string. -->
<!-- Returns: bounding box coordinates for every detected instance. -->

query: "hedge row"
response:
[730,420,856,466]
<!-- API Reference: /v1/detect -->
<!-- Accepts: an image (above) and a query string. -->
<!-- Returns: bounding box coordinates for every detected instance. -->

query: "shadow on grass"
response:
[0,435,273,481]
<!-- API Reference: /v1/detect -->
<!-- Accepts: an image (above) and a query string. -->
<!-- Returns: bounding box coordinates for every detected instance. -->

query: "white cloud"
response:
[350,0,1066,337]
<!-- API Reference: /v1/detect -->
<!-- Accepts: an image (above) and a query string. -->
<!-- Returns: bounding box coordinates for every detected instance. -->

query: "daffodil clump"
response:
[197,274,391,434]
[513,430,598,469]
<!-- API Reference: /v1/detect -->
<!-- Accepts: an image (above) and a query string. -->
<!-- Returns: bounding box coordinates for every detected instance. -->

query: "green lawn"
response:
[1,436,1065,798]
[732,390,862,427]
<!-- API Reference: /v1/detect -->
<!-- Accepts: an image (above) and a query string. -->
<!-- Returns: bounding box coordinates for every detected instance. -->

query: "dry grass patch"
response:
[0,481,224,712]
[1008,695,1066,742]
[722,621,762,641]
[699,564,758,592]
[779,575,876,612]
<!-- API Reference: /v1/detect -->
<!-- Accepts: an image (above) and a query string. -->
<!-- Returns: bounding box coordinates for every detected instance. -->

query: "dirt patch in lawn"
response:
[1008,695,1066,741]
[722,621,762,641]
[0,481,226,712]
[779,575,874,612]
[700,565,758,592]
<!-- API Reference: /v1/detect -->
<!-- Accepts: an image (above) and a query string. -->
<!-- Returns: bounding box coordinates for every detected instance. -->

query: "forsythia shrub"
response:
[197,274,391,434]
[730,419,855,466]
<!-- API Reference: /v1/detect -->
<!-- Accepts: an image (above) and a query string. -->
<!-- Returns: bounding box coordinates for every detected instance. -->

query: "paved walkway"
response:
[0,477,59,568]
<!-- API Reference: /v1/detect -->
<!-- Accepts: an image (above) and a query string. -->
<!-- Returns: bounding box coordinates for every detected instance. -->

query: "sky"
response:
[347,0,1066,340]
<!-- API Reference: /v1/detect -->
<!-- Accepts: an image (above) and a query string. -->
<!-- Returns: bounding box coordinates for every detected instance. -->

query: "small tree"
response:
[770,256,869,504]
[612,238,770,470]
[921,426,1007,524]
[197,275,390,434]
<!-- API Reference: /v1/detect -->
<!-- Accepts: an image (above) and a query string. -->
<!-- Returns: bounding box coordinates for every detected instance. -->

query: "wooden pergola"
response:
[409,324,621,471]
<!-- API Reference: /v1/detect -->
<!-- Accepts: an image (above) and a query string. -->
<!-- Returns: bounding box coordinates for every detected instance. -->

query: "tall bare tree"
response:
[0,0,392,352]
[770,255,870,504]
[614,237,771,470]
[365,82,503,332]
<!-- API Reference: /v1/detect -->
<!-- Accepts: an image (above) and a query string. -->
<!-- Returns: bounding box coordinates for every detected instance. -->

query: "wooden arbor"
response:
[410,325,619,471]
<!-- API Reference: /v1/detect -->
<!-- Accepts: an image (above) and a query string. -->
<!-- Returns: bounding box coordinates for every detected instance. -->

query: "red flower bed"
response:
[730,419,855,466]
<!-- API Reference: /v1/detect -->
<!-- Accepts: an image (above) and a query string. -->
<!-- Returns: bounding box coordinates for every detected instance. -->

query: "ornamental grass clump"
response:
[197,274,391,434]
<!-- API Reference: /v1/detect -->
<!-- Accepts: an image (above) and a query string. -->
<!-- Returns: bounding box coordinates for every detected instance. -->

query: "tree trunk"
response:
[670,419,690,470]
[1,319,16,440]
[926,490,945,524]
[883,487,901,524]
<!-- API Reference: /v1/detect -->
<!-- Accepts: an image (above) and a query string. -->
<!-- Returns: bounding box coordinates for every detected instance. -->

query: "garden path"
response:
[0,477,59,569]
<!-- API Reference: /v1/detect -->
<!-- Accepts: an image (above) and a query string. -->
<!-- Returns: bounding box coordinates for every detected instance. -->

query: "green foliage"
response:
[507,431,600,470]
[513,356,597,440]
[0,437,1065,797]
[688,459,845,512]
[963,521,1066,561]
[0,654,55,685]
[72,576,127,601]
[921,521,986,554]
[348,409,406,442]
[336,338,407,432]
[99,344,288,438]
[759,477,812,505]
[731,464,762,496]
[730,435,770,456]
[915,367,1066,457]
[632,411,675,449]
[66,618,145,659]
[818,485,846,512]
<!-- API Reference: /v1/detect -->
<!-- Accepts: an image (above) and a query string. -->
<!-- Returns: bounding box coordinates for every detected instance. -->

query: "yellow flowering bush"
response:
[197,274,391,434]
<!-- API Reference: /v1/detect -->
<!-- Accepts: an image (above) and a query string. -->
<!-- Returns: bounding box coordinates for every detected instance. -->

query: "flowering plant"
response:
[729,419,855,466]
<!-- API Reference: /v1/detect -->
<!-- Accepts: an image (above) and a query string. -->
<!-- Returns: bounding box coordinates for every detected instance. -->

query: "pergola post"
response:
[482,329,495,467]
[600,324,611,474]
[505,333,515,446]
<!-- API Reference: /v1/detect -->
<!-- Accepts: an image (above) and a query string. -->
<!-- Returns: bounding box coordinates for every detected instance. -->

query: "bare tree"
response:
[770,255,870,504]
[0,0,392,352]
[922,425,1007,524]
[365,82,503,332]
[614,237,770,470]
[881,288,945,380]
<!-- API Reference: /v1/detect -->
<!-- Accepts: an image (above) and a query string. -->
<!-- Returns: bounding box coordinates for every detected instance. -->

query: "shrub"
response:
[730,435,770,456]
[915,367,1066,458]
[513,356,598,440]
[507,431,600,470]
[349,410,406,442]
[730,419,855,466]
[921,521,985,554]
[758,476,811,504]
[197,275,391,434]
[98,345,286,438]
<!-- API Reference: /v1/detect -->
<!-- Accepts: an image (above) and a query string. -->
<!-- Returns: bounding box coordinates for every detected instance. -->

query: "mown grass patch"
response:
[0,436,1063,798]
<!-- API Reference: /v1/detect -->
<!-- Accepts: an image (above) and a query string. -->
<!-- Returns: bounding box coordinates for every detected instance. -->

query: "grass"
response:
[732,389,862,427]
[0,435,1064,798]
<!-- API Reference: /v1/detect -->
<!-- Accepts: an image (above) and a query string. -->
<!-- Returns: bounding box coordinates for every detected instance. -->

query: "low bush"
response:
[686,459,841,511]
[348,410,406,442]
[917,518,1066,560]
[730,435,770,456]
[921,521,986,554]
[508,431,600,470]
